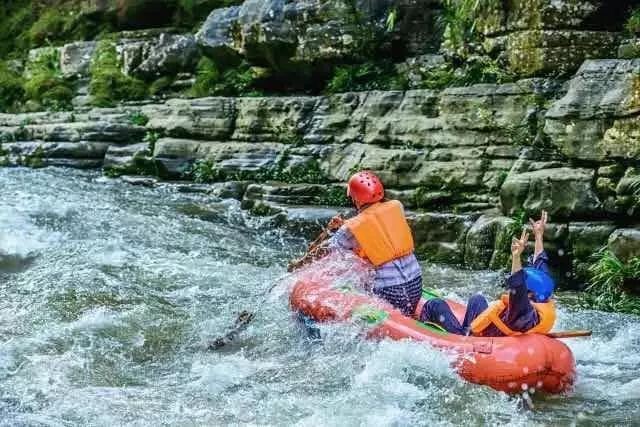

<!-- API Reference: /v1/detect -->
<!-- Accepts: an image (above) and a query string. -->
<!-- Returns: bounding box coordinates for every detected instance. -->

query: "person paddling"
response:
[421,210,557,337]
[291,170,423,316]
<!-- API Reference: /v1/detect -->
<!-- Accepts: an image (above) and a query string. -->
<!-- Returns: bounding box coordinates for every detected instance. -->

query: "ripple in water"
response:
[0,167,639,426]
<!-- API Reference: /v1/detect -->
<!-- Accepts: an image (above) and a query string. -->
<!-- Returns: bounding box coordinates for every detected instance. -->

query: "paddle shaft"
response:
[546,330,592,339]
[209,225,334,350]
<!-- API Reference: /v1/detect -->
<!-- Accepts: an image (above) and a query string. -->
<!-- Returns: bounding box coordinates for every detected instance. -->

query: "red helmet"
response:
[347,170,384,206]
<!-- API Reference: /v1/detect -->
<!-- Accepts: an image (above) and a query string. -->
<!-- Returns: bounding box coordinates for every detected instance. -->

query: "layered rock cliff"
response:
[1,0,640,289]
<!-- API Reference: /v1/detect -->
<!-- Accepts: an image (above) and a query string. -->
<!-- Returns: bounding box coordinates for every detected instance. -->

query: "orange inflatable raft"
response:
[289,265,576,395]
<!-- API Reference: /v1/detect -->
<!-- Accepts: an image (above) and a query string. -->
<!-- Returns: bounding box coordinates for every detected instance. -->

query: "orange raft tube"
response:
[290,271,576,395]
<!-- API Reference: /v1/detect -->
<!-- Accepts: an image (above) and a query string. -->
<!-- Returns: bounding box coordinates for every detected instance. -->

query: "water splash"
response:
[0,168,639,426]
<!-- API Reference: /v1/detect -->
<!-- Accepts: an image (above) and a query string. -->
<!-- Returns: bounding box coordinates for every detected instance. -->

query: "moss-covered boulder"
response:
[477,0,630,77]
[493,30,619,77]
[608,228,640,263]
[464,214,504,269]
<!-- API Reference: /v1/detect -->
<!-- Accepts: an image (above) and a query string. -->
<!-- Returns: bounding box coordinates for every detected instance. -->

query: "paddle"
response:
[546,330,592,339]
[208,219,339,350]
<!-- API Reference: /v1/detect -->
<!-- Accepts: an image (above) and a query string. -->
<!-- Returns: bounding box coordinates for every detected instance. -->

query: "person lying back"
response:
[420,210,557,337]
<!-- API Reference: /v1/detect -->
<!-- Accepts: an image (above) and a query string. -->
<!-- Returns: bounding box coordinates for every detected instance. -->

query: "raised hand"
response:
[529,210,548,237]
[511,229,529,257]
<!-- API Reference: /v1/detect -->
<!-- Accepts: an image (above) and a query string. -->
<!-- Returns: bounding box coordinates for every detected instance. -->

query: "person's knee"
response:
[468,294,488,307]
[426,298,448,313]
[469,294,487,304]
[422,298,448,322]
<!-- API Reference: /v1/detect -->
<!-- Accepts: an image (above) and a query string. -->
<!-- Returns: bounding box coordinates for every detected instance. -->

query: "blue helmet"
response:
[523,268,555,303]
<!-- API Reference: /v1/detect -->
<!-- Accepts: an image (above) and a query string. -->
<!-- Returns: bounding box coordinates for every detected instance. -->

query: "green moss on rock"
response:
[325,61,408,94]
[23,49,73,111]
[89,39,148,107]
[0,61,25,112]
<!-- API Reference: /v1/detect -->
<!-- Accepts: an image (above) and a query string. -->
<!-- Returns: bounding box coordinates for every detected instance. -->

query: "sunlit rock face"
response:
[476,0,632,77]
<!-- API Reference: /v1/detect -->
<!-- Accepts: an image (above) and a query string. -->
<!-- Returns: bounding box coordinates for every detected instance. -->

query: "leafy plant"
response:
[190,159,225,183]
[28,8,68,46]
[128,111,149,127]
[625,7,640,35]
[21,145,46,168]
[188,157,328,185]
[585,249,640,315]
[143,130,160,153]
[440,0,481,58]
[439,0,504,60]
[23,49,73,111]
[386,7,398,33]
[325,61,408,94]
[0,1,33,57]
[191,58,261,97]
[89,40,148,107]
[0,61,25,112]
[317,186,351,207]
[149,76,175,96]
[191,57,220,97]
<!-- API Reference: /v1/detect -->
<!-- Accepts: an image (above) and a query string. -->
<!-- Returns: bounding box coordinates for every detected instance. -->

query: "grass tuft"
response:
[584,249,640,315]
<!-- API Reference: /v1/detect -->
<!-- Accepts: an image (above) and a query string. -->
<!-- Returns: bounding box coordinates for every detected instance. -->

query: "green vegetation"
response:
[23,49,73,111]
[28,9,72,46]
[128,111,149,126]
[440,0,501,59]
[440,0,480,58]
[13,145,47,168]
[1,1,115,59]
[418,56,515,90]
[317,186,350,207]
[190,159,226,183]
[189,156,328,185]
[490,209,527,270]
[625,8,640,34]
[149,77,175,97]
[584,249,640,315]
[385,7,398,33]
[143,130,161,153]
[0,62,25,112]
[191,57,263,97]
[89,40,148,107]
[325,61,408,94]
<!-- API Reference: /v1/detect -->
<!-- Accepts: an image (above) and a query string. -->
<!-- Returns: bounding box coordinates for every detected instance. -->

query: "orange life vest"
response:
[469,294,556,337]
[344,200,414,267]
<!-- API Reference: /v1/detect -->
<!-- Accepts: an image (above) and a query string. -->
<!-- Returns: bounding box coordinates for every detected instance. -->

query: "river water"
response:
[1,167,639,426]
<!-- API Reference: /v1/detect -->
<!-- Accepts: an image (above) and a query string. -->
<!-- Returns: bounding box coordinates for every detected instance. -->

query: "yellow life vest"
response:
[469,294,556,337]
[344,200,414,267]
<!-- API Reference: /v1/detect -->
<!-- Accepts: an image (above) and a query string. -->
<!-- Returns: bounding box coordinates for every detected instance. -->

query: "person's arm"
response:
[504,229,537,325]
[511,229,528,274]
[529,210,548,262]
[288,225,357,271]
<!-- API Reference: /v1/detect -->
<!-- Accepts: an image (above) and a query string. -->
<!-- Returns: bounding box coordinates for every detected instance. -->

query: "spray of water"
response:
[0,168,639,426]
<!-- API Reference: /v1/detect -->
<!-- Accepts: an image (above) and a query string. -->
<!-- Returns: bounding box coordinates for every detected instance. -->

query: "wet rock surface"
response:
[3,0,640,284]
